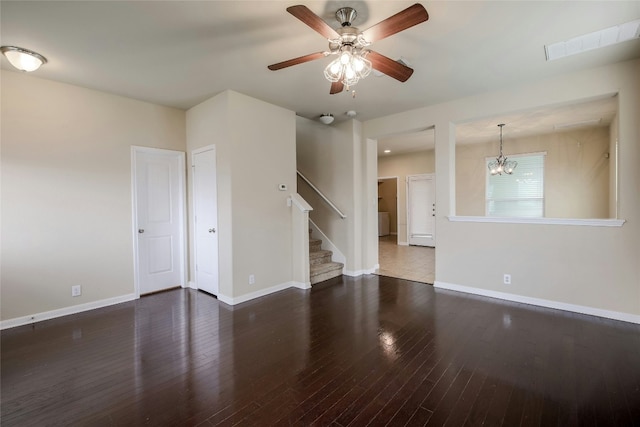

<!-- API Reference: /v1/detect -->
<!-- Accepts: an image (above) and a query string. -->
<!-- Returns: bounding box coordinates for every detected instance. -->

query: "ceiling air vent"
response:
[545,19,640,61]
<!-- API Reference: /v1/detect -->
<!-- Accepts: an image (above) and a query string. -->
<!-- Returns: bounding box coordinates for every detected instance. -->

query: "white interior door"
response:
[192,146,219,296]
[133,147,186,295]
[407,174,435,247]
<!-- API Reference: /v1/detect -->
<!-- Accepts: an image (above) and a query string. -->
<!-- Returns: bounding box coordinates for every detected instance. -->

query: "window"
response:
[486,153,545,217]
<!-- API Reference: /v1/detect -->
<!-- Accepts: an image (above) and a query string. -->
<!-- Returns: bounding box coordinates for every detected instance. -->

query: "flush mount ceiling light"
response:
[1,46,47,72]
[319,114,334,124]
[488,124,517,175]
[545,18,640,61]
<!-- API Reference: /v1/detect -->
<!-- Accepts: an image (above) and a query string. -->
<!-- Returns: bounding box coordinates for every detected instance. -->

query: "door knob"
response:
[138,229,145,234]
[208,228,216,233]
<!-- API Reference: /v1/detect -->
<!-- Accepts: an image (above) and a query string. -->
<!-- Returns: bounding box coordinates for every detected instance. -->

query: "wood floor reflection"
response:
[376,234,435,284]
[2,277,640,426]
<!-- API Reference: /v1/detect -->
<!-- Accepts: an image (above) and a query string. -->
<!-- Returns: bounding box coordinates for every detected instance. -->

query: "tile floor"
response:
[375,234,435,284]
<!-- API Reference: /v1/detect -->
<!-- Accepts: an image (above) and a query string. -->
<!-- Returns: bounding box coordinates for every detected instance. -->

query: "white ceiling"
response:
[2,1,639,127]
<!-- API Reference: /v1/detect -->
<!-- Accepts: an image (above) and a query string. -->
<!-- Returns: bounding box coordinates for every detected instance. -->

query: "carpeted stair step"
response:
[310,261,344,285]
[309,249,333,266]
[309,238,322,253]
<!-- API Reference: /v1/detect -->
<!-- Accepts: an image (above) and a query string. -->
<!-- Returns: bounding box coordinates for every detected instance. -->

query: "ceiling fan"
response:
[268,3,429,94]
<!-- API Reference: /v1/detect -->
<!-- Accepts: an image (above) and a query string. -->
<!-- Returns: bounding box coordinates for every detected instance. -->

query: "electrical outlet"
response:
[503,274,511,285]
[71,285,82,297]
[249,274,255,285]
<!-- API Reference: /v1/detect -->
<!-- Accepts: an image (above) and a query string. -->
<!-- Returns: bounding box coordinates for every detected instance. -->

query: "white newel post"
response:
[290,193,313,289]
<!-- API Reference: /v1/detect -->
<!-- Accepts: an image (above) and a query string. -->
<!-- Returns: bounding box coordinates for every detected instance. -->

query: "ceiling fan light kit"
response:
[323,45,372,88]
[268,3,429,95]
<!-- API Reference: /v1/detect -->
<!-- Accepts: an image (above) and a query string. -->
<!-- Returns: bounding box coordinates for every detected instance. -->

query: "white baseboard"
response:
[216,293,234,305]
[344,266,377,276]
[217,281,309,306]
[292,281,312,290]
[0,293,138,330]
[187,281,197,290]
[398,241,409,246]
[434,281,640,325]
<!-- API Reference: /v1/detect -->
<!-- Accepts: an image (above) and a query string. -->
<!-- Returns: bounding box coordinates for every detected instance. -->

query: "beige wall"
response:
[378,150,435,243]
[1,71,186,321]
[456,127,611,218]
[186,90,296,300]
[296,117,370,276]
[296,117,351,268]
[363,59,640,319]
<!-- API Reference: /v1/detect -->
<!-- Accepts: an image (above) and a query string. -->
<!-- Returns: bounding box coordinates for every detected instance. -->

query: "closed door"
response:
[133,147,186,295]
[192,146,219,296]
[407,174,435,247]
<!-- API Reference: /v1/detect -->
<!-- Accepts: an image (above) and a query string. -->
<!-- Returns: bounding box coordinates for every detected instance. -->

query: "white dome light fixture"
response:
[319,114,335,125]
[346,110,357,118]
[1,46,48,72]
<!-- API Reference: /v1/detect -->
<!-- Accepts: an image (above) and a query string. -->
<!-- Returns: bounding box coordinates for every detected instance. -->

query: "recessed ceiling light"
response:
[545,19,640,61]
[384,149,391,153]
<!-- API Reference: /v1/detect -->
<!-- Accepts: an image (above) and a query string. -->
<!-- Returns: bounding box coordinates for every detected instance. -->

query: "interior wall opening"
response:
[454,94,619,220]
[374,127,435,284]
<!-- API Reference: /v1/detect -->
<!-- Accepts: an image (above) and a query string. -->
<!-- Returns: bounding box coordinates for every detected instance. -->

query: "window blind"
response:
[486,153,545,217]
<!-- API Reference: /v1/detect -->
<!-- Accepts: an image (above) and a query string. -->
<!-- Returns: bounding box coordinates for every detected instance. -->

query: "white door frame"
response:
[406,173,436,247]
[131,146,187,298]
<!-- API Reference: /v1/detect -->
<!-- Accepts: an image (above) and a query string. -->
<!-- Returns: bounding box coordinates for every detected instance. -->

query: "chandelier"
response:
[488,124,517,175]
[323,45,372,88]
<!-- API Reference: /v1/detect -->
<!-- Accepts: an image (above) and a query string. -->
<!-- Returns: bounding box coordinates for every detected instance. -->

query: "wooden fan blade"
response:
[287,5,340,40]
[330,81,344,94]
[362,4,428,43]
[268,52,325,70]
[367,50,414,82]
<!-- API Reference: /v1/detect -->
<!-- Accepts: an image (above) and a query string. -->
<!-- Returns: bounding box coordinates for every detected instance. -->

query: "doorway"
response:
[375,128,436,284]
[131,146,186,296]
[377,177,398,238]
[407,173,435,247]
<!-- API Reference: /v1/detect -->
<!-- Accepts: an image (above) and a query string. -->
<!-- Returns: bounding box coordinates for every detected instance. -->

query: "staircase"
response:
[309,231,344,285]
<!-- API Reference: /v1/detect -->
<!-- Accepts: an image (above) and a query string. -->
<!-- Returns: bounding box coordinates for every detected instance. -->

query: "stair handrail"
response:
[297,170,347,219]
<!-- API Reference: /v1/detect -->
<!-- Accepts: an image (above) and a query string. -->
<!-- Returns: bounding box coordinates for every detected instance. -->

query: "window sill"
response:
[447,216,625,227]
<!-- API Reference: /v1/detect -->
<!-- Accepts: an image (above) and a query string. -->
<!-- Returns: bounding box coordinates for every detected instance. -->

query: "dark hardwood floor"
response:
[2,275,640,426]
